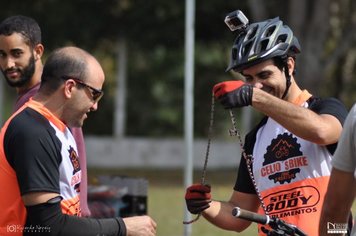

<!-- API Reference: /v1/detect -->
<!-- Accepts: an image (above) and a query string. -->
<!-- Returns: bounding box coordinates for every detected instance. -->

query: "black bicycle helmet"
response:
[226,17,301,72]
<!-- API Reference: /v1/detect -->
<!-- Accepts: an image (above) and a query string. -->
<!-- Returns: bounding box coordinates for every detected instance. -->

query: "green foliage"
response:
[1,0,355,136]
[125,46,183,136]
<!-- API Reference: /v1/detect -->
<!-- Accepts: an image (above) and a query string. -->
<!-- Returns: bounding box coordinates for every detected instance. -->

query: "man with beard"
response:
[0,16,41,111]
[0,15,91,217]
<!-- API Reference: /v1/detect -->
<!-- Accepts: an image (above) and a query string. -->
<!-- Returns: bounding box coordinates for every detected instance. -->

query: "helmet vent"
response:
[276,34,287,43]
[260,39,269,52]
[246,25,257,40]
[242,42,253,57]
[265,26,276,37]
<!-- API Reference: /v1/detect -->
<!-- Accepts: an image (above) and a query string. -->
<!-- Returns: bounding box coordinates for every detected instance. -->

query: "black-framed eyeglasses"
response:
[61,76,104,103]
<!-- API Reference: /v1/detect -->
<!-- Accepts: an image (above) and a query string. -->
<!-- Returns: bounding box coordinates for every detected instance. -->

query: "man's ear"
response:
[287,57,295,76]
[63,79,76,99]
[33,43,44,61]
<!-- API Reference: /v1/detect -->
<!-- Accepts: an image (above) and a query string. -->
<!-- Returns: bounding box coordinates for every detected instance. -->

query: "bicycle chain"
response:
[228,109,268,214]
[183,93,215,224]
[183,93,267,225]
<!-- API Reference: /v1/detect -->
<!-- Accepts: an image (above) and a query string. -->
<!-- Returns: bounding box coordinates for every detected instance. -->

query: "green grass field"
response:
[88,168,356,236]
[88,168,257,236]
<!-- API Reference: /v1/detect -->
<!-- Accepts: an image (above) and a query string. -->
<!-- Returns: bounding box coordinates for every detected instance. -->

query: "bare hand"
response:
[123,215,157,236]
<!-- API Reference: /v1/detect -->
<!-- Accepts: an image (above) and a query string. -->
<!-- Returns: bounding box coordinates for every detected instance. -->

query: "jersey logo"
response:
[67,146,81,175]
[263,185,320,216]
[67,146,81,193]
[261,133,307,184]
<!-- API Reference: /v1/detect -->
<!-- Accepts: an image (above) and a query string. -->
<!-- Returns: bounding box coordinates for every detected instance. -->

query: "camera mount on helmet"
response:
[224,10,249,34]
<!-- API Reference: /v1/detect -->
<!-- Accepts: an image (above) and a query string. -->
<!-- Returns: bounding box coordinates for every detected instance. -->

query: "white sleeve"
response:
[332,104,356,174]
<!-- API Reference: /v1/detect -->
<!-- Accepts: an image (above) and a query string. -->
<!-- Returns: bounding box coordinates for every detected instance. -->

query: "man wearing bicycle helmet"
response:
[185,10,349,235]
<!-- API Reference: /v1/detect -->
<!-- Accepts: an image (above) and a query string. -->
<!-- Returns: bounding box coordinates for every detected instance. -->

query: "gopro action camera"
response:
[224,10,249,32]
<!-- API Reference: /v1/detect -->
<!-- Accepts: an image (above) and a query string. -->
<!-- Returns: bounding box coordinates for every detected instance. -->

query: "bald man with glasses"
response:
[0,46,156,236]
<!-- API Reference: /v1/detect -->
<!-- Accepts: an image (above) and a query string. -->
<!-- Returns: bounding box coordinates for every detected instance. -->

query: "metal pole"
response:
[114,38,127,138]
[184,0,195,235]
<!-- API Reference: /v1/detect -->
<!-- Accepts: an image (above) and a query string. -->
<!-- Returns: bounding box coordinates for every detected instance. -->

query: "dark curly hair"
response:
[0,15,41,49]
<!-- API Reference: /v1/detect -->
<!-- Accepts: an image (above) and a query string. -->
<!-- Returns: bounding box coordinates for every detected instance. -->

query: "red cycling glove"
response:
[185,184,212,214]
[213,80,253,108]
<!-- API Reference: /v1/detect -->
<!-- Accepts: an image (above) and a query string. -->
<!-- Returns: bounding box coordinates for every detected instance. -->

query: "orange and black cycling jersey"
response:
[234,94,348,236]
[0,99,81,235]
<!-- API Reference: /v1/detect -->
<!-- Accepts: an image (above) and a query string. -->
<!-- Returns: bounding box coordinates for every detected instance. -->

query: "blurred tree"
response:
[0,0,355,137]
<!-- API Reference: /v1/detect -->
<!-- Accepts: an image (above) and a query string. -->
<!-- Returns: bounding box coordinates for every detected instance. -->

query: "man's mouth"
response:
[6,70,20,78]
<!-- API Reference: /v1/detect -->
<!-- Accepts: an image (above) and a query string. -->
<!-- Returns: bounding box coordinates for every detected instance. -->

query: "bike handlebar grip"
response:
[232,207,270,225]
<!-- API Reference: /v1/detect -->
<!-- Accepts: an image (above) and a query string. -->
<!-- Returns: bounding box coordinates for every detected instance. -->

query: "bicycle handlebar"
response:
[232,207,270,225]
[232,207,307,236]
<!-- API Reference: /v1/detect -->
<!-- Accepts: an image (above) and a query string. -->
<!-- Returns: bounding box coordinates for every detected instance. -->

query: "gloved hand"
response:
[213,81,253,109]
[185,184,212,214]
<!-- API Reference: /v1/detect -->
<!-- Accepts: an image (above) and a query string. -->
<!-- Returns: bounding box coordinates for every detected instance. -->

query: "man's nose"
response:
[90,102,99,112]
[253,80,264,89]
[4,57,16,69]
[248,77,263,89]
